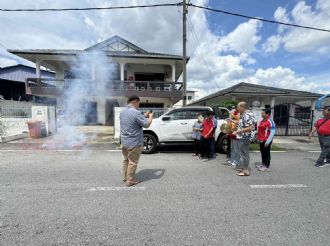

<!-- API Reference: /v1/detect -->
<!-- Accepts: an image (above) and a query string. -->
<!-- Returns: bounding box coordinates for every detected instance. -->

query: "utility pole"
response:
[182,0,187,106]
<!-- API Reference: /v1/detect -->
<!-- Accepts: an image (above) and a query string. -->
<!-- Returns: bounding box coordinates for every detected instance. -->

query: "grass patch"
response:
[249,143,286,151]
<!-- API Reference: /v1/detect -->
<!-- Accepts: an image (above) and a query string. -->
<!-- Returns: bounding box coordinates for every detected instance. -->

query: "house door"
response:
[84,101,97,125]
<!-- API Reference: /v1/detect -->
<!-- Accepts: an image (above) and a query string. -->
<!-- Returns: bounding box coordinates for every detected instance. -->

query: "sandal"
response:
[236,171,250,176]
[126,179,140,187]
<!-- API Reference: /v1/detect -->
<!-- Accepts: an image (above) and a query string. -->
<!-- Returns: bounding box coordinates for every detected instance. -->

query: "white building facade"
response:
[9,36,187,125]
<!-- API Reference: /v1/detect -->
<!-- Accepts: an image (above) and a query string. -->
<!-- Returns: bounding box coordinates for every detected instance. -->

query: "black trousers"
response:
[259,141,272,167]
[201,137,212,159]
[317,135,330,164]
[194,139,201,155]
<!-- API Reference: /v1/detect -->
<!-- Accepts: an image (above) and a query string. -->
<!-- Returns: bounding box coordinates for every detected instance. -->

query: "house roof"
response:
[190,82,323,105]
[85,35,147,53]
[0,64,54,83]
[8,35,186,61]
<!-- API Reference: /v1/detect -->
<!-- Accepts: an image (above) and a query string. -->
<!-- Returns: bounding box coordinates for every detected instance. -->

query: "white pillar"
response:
[91,64,96,81]
[270,97,276,108]
[311,99,316,110]
[55,66,64,80]
[55,66,65,88]
[35,60,41,78]
[270,96,276,116]
[171,65,176,82]
[120,63,125,81]
[231,95,236,101]
[97,98,106,125]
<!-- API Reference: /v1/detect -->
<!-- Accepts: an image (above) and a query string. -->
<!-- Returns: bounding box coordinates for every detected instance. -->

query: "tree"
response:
[211,99,238,110]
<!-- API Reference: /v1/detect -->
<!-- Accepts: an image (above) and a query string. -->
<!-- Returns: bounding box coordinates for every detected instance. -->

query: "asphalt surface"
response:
[0,149,329,246]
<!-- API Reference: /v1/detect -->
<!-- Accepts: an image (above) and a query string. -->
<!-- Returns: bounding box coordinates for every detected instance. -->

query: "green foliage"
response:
[210,99,238,110]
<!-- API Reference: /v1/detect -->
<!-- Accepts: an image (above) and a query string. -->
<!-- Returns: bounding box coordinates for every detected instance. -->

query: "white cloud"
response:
[246,66,319,92]
[266,0,330,54]
[218,19,263,54]
[262,35,282,53]
[0,0,326,100]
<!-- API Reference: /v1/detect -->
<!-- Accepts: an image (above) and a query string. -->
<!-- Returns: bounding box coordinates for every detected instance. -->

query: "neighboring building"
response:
[0,64,55,103]
[8,35,187,125]
[174,90,196,108]
[189,82,323,136]
[189,82,322,109]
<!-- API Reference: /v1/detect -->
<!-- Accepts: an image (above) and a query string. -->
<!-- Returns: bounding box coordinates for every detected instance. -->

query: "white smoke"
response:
[42,50,115,150]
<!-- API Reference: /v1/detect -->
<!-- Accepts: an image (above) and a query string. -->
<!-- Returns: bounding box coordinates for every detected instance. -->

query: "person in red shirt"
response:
[309,106,330,167]
[257,108,276,171]
[200,111,214,161]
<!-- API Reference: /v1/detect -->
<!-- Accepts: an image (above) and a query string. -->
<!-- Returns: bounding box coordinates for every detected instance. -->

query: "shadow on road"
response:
[137,169,165,182]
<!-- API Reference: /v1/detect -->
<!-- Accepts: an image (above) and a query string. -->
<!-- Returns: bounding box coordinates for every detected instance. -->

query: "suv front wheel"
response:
[218,134,229,154]
[143,134,157,154]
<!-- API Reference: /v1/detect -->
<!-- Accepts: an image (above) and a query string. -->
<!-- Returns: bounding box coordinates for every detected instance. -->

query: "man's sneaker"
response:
[255,163,263,169]
[230,161,237,167]
[258,165,269,171]
[315,162,330,167]
[202,158,210,162]
[224,160,232,166]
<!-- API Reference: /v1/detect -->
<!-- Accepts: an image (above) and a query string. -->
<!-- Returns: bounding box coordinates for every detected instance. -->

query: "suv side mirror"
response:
[162,116,171,121]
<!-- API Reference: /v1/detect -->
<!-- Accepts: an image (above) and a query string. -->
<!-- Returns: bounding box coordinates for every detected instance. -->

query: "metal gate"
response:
[273,104,313,136]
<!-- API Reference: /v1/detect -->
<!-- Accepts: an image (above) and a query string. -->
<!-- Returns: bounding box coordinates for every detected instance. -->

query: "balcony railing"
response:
[26,78,183,100]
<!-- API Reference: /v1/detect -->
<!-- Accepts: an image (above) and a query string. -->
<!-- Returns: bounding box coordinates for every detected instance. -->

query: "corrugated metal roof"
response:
[190,82,323,105]
[8,35,188,63]
[8,49,184,60]
[0,64,54,83]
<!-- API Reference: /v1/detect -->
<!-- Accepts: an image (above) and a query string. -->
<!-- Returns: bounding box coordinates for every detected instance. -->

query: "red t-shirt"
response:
[315,118,330,136]
[257,118,276,142]
[202,118,213,138]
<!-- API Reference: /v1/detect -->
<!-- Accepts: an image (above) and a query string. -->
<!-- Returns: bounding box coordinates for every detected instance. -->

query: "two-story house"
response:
[8,35,187,125]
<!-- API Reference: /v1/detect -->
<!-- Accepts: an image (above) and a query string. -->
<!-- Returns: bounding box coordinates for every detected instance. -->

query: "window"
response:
[218,108,230,120]
[167,110,187,120]
[188,96,192,100]
[188,110,210,119]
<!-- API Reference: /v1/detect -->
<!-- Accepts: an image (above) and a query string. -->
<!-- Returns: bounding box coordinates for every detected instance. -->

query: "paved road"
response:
[0,149,329,246]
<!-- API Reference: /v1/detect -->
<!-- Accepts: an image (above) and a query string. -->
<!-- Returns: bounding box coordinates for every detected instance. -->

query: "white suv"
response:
[142,106,230,154]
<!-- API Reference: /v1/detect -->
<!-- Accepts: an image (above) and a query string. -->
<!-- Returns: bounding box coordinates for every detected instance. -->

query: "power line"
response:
[1,2,329,33]
[189,3,330,33]
[0,3,182,12]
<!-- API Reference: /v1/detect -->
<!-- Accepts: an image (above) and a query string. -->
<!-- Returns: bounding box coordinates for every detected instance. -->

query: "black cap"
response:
[128,95,140,102]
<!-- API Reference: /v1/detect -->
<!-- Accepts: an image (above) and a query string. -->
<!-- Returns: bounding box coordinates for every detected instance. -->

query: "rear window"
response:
[188,109,211,119]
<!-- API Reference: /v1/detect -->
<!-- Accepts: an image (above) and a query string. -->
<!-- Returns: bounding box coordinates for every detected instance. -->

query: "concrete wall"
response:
[0,118,31,136]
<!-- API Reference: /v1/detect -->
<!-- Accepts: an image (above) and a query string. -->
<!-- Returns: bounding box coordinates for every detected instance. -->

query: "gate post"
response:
[310,110,314,132]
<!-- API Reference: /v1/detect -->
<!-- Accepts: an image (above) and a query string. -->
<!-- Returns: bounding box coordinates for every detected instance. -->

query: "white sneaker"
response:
[258,166,269,171]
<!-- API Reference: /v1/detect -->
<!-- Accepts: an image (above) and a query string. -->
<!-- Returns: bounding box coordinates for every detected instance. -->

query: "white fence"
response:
[0,118,31,136]
[0,100,55,137]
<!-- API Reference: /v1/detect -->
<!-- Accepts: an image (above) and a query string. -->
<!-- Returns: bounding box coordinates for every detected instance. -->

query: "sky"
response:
[0,0,329,99]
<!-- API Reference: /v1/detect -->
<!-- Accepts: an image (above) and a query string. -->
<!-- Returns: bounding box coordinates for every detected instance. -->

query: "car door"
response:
[159,109,190,141]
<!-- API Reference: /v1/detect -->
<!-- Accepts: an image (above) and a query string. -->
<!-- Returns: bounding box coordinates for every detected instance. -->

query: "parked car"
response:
[142,106,230,154]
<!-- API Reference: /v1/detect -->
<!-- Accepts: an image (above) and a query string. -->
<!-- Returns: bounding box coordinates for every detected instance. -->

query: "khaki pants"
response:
[122,146,143,183]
